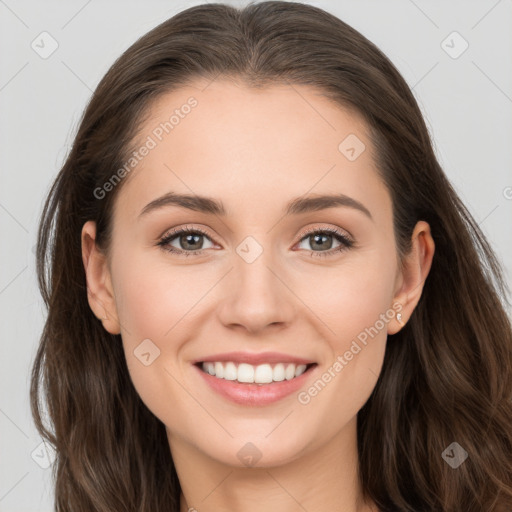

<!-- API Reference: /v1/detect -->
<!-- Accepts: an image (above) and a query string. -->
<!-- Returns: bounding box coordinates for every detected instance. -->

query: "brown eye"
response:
[295,228,354,258]
[158,227,215,256]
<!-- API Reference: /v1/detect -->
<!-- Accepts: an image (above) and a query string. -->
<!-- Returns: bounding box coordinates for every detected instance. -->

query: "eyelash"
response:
[157,224,354,259]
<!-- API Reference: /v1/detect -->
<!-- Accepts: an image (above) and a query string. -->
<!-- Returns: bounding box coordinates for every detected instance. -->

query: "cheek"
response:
[298,246,397,407]
[110,254,214,415]
[112,261,196,426]
[303,252,397,347]
[294,264,395,435]
[112,253,193,340]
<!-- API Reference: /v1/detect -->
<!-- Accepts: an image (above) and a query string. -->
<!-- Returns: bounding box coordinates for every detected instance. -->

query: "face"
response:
[84,78,414,470]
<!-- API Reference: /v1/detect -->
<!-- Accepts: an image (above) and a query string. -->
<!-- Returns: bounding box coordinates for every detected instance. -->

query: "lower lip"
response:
[193,364,318,406]
[193,363,318,406]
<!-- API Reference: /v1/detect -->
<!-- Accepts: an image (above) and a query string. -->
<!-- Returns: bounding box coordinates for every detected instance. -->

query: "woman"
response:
[30,2,512,511]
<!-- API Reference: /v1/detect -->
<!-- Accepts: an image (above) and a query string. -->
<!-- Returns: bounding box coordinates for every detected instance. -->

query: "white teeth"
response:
[214,362,224,378]
[223,362,237,380]
[238,363,255,383]
[254,364,273,383]
[273,363,285,381]
[201,361,309,384]
[285,364,296,380]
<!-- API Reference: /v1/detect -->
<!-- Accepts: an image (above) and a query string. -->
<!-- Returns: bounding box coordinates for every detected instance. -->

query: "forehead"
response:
[113,78,390,225]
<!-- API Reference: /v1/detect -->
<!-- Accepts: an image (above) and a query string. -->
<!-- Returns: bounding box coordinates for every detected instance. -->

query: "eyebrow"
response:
[138,191,373,220]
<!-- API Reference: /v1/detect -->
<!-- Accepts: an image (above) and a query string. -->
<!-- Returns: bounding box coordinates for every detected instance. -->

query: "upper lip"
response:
[193,351,316,366]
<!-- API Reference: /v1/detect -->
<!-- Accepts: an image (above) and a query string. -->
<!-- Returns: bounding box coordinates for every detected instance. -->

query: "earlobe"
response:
[388,220,435,335]
[81,220,121,335]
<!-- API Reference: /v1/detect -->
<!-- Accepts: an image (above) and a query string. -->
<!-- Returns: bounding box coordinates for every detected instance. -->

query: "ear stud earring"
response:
[396,313,403,325]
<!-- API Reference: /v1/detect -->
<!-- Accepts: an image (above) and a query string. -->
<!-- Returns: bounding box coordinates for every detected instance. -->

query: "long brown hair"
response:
[30,2,512,510]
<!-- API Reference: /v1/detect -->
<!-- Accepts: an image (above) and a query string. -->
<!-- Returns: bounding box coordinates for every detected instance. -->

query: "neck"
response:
[169,416,377,512]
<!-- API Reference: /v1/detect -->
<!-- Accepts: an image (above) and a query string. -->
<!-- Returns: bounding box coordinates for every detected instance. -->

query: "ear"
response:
[387,220,435,335]
[81,220,121,335]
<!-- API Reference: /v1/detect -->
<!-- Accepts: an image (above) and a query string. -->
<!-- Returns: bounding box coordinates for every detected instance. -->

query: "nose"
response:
[216,247,296,335]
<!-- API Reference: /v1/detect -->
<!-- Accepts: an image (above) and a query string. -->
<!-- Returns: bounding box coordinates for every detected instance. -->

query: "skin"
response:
[82,78,434,512]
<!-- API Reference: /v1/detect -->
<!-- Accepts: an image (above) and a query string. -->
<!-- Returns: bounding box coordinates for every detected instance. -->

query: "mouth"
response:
[194,361,318,385]
[193,359,320,406]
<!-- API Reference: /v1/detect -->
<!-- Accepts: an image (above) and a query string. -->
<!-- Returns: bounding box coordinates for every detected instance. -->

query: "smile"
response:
[193,361,319,407]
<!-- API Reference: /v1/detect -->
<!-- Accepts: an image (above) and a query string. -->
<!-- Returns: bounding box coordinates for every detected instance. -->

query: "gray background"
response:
[1,1,511,510]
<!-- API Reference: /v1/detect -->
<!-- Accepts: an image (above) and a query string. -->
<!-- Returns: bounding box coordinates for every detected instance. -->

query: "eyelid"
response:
[159,223,353,244]
[157,223,355,257]
[295,223,354,244]
[157,225,215,248]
